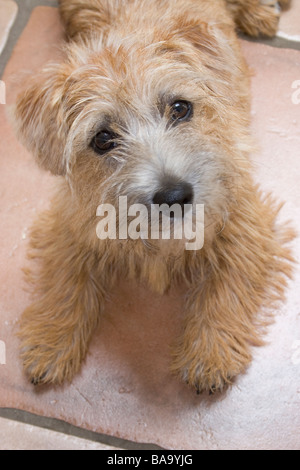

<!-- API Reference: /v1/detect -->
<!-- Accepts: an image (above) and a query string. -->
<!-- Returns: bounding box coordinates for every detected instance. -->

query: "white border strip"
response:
[277,30,300,43]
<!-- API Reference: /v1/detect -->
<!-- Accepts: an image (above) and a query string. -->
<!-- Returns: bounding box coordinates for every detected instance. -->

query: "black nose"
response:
[152,181,194,208]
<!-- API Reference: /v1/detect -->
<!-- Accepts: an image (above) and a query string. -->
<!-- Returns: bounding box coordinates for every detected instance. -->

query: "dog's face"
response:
[16,23,251,246]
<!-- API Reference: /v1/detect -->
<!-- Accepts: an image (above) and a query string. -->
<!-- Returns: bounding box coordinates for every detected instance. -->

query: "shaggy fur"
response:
[15,0,294,393]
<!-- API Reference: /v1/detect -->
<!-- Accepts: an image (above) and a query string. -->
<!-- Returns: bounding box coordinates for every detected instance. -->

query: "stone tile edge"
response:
[0,408,165,451]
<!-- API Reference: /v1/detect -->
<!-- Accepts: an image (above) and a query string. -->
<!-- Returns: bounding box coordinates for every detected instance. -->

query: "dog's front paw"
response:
[172,334,252,395]
[18,307,82,385]
[20,342,75,385]
[19,337,81,385]
[180,363,234,395]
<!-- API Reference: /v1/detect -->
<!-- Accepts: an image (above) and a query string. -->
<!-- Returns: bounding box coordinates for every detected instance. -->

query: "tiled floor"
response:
[0,0,299,450]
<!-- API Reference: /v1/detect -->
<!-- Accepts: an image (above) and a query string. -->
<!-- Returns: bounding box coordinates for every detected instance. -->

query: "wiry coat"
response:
[15,0,294,392]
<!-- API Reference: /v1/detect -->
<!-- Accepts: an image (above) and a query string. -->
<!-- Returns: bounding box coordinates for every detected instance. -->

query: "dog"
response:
[15,0,294,393]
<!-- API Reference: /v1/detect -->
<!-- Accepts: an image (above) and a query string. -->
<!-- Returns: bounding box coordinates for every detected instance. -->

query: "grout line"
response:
[0,408,164,451]
[240,32,300,51]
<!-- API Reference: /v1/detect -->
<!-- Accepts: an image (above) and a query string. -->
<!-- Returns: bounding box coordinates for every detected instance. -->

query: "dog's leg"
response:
[172,273,258,394]
[18,206,108,385]
[225,0,290,37]
[172,193,294,393]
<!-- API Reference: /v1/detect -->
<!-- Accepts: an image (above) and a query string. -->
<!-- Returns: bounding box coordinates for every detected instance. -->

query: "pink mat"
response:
[0,7,299,449]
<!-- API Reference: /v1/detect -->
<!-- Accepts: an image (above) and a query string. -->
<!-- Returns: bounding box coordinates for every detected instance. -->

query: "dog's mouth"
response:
[96,194,204,251]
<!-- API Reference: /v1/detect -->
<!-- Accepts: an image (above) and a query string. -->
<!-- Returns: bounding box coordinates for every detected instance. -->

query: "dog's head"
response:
[15,19,252,246]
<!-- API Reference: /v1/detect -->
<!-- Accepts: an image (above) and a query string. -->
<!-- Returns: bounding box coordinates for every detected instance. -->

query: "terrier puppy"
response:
[15,0,294,393]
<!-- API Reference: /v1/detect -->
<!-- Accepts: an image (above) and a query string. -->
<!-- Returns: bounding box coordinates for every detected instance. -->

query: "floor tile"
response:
[0,6,299,451]
[0,0,18,55]
[0,417,121,450]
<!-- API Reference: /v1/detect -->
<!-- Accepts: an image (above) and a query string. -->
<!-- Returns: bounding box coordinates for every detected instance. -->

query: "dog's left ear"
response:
[15,65,69,176]
[180,21,217,54]
[175,19,233,61]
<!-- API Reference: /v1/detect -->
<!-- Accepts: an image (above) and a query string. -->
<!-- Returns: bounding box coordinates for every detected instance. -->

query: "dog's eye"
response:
[170,101,192,123]
[91,130,118,155]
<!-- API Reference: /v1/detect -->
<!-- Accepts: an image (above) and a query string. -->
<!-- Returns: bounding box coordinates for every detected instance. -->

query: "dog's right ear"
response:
[15,65,69,176]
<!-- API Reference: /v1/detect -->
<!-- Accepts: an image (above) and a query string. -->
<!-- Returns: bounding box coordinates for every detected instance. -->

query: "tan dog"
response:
[15,0,294,393]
